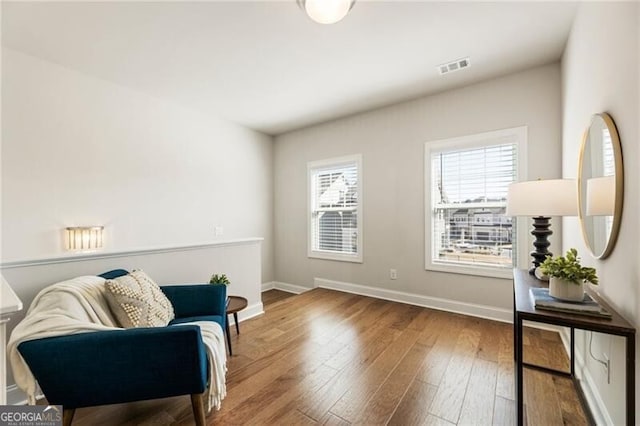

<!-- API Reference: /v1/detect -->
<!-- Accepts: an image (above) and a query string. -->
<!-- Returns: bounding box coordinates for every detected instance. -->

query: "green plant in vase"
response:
[540,248,597,301]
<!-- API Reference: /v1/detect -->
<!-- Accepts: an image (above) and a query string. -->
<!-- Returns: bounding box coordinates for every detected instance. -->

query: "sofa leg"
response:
[191,393,206,426]
[63,408,75,426]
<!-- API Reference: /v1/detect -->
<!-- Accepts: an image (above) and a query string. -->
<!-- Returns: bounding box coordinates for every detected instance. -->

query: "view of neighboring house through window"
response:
[425,127,526,278]
[308,154,362,262]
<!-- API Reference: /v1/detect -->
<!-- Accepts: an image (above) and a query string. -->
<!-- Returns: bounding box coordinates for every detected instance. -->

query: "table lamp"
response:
[506,179,578,274]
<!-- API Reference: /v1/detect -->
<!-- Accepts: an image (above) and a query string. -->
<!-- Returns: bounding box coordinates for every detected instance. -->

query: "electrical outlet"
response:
[214,226,224,236]
[390,269,397,280]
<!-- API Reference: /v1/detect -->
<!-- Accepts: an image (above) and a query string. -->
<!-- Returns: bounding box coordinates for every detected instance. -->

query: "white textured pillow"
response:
[104,270,175,328]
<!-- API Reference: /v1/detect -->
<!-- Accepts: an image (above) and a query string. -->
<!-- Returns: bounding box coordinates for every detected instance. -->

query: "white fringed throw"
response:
[8,276,119,404]
[173,321,227,412]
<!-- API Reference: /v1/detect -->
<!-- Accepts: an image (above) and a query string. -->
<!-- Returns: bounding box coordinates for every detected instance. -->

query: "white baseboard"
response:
[262,281,309,295]
[313,277,512,323]
[522,321,564,333]
[7,385,25,405]
[228,302,264,326]
[6,385,43,406]
[558,329,612,425]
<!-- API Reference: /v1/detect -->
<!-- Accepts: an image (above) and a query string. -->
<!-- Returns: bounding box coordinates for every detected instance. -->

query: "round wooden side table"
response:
[225,296,248,356]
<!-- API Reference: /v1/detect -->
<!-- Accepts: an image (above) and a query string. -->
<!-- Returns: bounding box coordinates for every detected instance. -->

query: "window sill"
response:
[425,262,512,279]
[308,251,363,263]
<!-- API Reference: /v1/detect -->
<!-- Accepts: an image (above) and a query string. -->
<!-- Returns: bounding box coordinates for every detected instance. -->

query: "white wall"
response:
[1,47,275,401]
[561,3,639,424]
[274,64,562,312]
[1,48,274,283]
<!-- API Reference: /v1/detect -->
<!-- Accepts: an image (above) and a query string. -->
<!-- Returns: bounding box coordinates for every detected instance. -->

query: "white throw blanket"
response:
[173,321,227,412]
[7,275,226,411]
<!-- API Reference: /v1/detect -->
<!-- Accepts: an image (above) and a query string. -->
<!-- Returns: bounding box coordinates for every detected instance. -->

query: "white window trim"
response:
[424,126,528,279]
[307,154,363,263]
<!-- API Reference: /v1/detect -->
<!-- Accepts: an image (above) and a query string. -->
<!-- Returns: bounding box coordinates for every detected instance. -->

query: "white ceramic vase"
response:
[549,277,584,302]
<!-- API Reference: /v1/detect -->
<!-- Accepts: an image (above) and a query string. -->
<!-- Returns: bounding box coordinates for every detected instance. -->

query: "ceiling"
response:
[2,1,578,135]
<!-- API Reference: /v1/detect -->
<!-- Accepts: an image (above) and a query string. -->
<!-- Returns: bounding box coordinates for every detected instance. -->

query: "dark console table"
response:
[513,268,635,425]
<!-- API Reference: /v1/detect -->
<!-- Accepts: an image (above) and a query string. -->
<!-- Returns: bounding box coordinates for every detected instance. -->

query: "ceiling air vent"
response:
[438,57,470,75]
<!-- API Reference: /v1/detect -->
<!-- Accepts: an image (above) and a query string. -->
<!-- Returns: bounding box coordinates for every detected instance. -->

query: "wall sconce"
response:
[506,179,578,275]
[586,175,615,216]
[65,226,104,252]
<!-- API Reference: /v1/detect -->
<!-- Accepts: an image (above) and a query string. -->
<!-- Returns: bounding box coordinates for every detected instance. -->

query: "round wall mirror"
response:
[578,113,623,259]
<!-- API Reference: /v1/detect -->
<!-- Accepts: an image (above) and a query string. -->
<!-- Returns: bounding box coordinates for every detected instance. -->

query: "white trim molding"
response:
[7,385,44,406]
[7,385,26,406]
[262,281,310,295]
[0,238,264,269]
[314,277,512,323]
[261,282,275,292]
[558,329,612,425]
[522,321,564,333]
[227,302,264,327]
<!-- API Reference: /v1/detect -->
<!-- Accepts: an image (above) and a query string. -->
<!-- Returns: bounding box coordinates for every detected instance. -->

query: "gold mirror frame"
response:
[577,112,624,259]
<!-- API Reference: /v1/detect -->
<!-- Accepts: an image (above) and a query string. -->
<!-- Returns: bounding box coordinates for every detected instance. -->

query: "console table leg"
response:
[570,327,575,377]
[513,290,517,362]
[516,315,524,426]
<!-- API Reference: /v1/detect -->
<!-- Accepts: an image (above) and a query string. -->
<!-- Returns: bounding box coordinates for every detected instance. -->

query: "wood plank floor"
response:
[56,289,588,425]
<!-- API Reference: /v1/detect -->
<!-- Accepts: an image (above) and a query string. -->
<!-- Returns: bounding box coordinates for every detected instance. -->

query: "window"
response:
[425,127,526,278]
[308,154,362,263]
[600,127,615,239]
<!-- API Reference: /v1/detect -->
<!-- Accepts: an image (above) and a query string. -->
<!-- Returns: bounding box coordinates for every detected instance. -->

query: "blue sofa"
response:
[17,269,227,426]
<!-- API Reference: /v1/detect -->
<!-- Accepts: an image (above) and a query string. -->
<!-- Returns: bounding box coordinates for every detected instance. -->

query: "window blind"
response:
[310,161,359,256]
[431,142,517,268]
[602,129,614,176]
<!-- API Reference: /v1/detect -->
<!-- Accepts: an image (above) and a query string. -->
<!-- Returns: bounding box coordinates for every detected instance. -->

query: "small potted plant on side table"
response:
[210,273,230,306]
[210,273,230,286]
[210,273,247,356]
[540,248,598,301]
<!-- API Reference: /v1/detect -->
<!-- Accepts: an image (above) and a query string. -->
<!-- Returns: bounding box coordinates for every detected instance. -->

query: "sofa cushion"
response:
[104,270,175,328]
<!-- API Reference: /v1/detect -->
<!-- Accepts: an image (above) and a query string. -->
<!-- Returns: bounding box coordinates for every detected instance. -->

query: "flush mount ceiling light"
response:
[297,0,356,24]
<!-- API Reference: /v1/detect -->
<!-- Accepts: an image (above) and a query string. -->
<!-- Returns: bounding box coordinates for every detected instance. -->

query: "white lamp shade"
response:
[304,0,352,24]
[586,176,615,216]
[506,179,578,217]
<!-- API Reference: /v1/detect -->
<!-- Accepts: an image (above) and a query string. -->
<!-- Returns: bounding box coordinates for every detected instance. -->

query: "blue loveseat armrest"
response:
[161,284,227,319]
[18,325,208,408]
